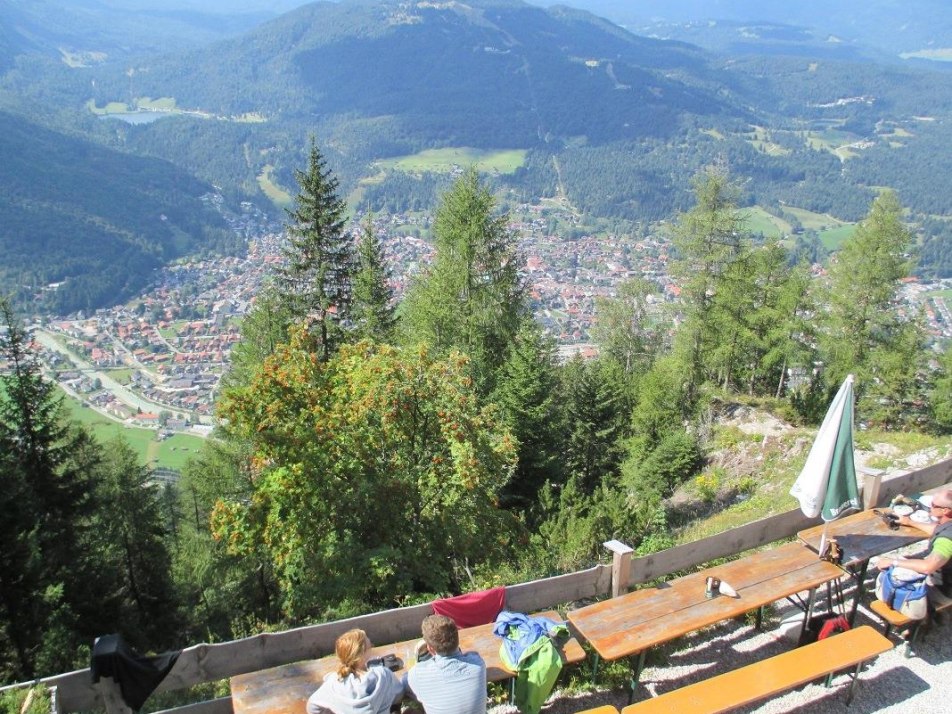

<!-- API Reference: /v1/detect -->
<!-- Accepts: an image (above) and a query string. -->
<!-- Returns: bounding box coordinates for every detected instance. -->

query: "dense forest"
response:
[4,151,952,685]
[0,111,240,313]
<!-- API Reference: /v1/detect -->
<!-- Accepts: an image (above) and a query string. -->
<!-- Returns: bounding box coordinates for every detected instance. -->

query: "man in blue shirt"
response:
[404,615,486,714]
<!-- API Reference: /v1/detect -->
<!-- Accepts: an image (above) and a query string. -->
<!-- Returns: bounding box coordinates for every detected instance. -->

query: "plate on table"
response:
[892,504,914,516]
[918,494,933,508]
[911,510,933,524]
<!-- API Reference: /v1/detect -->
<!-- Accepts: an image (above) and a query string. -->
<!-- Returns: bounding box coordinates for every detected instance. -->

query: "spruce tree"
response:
[0,298,99,678]
[92,438,180,650]
[351,217,396,343]
[278,139,353,361]
[491,320,562,515]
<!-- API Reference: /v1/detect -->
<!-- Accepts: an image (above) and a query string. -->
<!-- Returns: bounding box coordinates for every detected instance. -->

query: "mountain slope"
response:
[0,111,236,314]
[87,0,749,151]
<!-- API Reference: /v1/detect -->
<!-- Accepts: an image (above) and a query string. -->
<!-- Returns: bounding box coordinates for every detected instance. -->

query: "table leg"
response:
[627,650,647,705]
[799,587,819,643]
[845,661,863,705]
[590,652,600,684]
[848,560,870,626]
[755,605,764,630]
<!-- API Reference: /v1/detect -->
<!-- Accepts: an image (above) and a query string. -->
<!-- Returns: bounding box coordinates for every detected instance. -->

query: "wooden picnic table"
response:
[229,610,585,714]
[797,498,941,623]
[566,542,844,700]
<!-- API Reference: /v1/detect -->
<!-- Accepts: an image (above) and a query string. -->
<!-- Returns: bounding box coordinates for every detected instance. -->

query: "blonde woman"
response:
[306,629,404,714]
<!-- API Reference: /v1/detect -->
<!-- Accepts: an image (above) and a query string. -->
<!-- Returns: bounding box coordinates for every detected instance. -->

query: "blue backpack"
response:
[875,566,928,619]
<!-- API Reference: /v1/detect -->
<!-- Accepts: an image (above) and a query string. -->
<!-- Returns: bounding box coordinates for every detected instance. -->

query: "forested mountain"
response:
[0,111,237,313]
[542,1,952,59]
[0,0,288,63]
[2,0,952,314]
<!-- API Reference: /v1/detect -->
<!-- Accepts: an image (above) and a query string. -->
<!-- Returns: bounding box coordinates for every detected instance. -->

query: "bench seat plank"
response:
[230,610,584,714]
[619,626,891,714]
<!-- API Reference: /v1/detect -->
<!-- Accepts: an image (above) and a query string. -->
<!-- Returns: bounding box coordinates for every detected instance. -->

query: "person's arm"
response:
[879,535,952,575]
[895,513,937,535]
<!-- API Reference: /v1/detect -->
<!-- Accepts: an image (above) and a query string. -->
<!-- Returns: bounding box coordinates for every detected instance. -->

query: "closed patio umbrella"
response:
[790,374,860,553]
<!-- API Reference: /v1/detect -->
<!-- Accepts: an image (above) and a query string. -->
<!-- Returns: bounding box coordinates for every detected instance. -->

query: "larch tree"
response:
[670,166,749,403]
[277,139,354,361]
[400,168,527,394]
[821,190,926,424]
[592,277,663,377]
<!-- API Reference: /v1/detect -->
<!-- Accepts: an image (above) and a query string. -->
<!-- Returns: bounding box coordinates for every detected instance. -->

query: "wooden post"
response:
[859,466,884,510]
[95,678,132,714]
[603,539,634,597]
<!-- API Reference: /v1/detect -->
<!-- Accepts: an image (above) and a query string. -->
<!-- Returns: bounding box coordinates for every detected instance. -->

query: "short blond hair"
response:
[421,614,459,655]
[335,629,371,679]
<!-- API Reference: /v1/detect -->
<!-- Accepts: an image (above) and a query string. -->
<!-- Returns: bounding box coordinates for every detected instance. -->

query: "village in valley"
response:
[33,197,952,442]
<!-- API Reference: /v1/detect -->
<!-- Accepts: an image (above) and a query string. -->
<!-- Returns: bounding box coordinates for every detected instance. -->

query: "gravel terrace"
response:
[490,569,952,714]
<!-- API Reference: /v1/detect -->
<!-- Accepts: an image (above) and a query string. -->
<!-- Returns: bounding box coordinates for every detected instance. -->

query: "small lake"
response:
[98,112,168,125]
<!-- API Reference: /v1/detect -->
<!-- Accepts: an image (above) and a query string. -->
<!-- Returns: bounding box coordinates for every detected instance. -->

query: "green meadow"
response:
[818,224,856,250]
[377,148,527,174]
[59,389,206,471]
[744,207,791,238]
[257,164,294,207]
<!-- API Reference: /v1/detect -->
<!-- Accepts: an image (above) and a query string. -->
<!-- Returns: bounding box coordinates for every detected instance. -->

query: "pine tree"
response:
[400,168,526,394]
[351,216,396,343]
[278,139,353,361]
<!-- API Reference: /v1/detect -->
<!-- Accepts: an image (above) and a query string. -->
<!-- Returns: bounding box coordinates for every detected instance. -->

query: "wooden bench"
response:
[870,590,952,656]
[574,707,619,714]
[617,625,891,713]
[230,610,585,714]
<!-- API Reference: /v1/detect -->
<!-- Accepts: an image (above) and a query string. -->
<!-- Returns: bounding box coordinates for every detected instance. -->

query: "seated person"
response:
[879,488,952,601]
[306,629,404,714]
[404,615,487,714]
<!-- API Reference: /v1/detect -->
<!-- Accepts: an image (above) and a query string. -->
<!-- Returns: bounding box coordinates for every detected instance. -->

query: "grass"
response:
[377,147,527,174]
[58,388,205,471]
[818,224,856,250]
[745,126,790,156]
[925,288,952,299]
[257,164,294,207]
[137,97,177,111]
[675,424,952,546]
[103,367,134,385]
[744,207,791,238]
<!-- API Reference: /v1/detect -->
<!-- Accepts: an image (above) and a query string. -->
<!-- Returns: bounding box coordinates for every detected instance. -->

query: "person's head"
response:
[335,629,372,679]
[421,614,459,656]
[931,489,952,522]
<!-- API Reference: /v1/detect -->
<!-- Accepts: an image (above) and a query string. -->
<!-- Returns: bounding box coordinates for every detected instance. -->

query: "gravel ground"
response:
[490,571,952,714]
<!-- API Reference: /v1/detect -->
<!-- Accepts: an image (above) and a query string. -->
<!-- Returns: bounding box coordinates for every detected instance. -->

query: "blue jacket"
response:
[493,612,568,714]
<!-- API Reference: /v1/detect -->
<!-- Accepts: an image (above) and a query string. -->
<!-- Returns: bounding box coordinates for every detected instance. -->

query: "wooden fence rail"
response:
[4,457,950,714]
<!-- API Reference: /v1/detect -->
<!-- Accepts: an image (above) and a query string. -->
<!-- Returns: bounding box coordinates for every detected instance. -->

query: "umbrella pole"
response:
[818,521,830,559]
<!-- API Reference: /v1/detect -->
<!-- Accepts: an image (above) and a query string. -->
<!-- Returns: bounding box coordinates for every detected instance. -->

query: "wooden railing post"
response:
[859,466,884,509]
[95,678,132,714]
[603,539,633,597]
